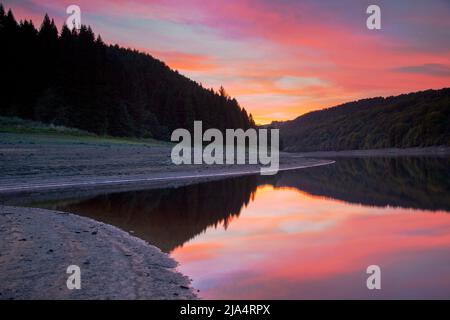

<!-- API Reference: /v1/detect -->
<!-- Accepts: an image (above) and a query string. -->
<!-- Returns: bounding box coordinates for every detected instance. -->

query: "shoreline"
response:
[289,146,450,158]
[0,160,334,207]
[0,160,335,194]
[0,205,197,300]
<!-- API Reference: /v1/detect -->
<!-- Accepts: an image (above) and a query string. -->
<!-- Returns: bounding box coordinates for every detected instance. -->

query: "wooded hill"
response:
[279,88,450,152]
[0,5,255,139]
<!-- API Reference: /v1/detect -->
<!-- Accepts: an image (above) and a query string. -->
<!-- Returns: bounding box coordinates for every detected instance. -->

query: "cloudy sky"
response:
[4,0,450,123]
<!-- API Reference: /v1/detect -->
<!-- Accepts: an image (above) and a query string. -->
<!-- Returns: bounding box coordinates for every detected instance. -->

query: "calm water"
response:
[43,157,450,299]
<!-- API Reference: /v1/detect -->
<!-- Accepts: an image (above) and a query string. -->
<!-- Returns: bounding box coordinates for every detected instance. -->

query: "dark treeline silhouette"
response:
[279,88,450,152]
[0,5,255,139]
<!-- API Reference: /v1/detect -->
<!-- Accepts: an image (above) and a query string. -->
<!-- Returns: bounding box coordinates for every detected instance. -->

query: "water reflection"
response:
[54,176,258,252]
[265,157,450,211]
[173,186,450,299]
[45,157,450,299]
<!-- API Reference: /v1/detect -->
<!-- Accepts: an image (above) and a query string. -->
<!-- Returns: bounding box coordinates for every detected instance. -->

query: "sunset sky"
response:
[4,0,450,124]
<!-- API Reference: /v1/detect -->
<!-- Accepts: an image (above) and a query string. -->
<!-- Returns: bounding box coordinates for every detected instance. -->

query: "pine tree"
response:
[39,14,58,41]
[0,4,5,21]
[0,9,19,115]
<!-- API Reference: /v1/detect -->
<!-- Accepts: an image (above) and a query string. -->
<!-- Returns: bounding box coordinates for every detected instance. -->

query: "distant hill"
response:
[280,88,450,152]
[0,5,254,140]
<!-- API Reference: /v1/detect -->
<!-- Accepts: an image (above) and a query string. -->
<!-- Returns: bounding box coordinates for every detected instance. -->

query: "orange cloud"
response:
[150,50,218,72]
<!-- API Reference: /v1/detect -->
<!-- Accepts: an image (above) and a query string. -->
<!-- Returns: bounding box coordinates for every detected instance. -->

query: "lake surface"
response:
[43,157,450,299]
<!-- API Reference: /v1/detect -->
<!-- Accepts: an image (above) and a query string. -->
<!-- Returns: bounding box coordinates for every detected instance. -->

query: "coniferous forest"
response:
[0,5,255,139]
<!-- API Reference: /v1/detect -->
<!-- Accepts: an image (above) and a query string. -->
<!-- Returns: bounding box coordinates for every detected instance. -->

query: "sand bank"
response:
[0,205,197,300]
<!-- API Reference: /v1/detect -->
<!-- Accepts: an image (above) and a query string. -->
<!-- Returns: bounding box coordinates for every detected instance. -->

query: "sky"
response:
[3,0,450,124]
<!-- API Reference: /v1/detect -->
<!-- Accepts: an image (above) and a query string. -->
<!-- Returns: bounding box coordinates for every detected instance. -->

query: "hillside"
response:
[0,5,254,140]
[279,88,450,152]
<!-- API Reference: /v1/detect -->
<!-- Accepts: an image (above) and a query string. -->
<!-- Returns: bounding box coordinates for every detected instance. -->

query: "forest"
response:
[0,5,255,139]
[279,88,450,152]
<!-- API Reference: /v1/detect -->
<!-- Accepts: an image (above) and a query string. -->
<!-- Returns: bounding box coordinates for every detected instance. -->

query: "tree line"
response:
[279,88,450,151]
[0,5,255,139]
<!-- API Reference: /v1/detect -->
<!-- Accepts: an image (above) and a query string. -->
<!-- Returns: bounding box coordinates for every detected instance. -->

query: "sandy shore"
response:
[0,205,197,300]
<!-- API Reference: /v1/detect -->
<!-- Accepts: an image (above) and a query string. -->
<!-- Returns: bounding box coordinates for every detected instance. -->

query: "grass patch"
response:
[0,116,170,146]
[0,116,94,136]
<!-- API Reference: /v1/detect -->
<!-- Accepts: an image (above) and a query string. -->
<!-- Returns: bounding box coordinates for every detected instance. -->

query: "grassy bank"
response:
[0,116,169,146]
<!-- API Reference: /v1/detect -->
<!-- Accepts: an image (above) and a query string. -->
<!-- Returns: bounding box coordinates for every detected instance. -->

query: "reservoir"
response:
[33,157,450,299]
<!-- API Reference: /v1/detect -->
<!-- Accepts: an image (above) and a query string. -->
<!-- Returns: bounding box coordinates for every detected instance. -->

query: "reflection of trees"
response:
[57,176,258,252]
[55,157,450,253]
[262,157,450,212]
